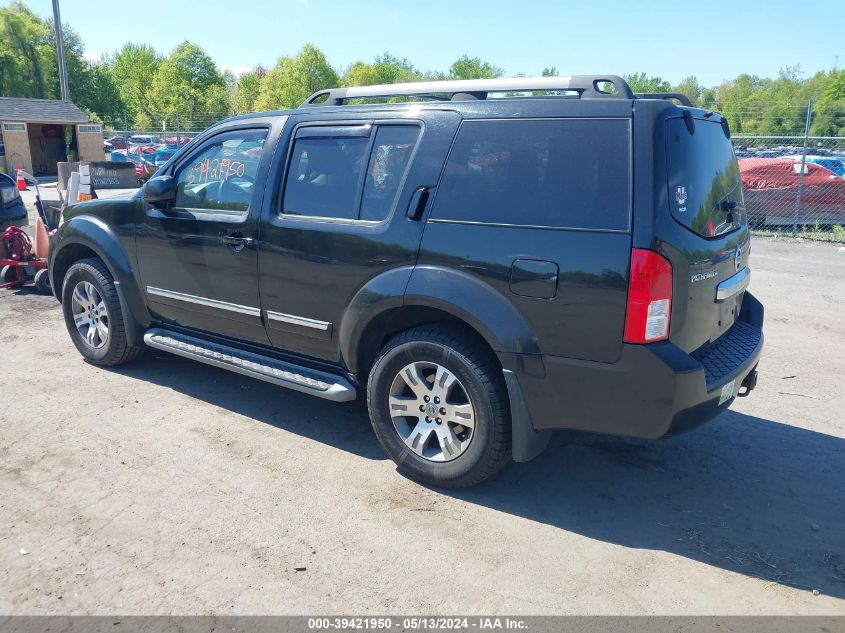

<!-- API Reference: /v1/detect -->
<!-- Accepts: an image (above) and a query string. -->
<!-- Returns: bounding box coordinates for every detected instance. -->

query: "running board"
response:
[143,328,356,402]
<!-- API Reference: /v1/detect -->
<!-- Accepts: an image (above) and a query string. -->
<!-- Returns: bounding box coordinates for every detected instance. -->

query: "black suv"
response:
[49,76,763,487]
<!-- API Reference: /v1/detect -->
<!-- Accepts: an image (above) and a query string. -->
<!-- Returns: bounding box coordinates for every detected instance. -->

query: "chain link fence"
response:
[733,134,845,236]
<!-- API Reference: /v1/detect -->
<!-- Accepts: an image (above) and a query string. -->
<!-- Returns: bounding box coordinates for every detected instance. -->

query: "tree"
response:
[342,53,421,87]
[110,43,161,126]
[673,75,703,106]
[233,69,264,113]
[623,72,671,94]
[255,44,338,110]
[0,2,55,98]
[342,61,380,87]
[147,41,229,130]
[812,70,845,136]
[542,67,558,77]
[448,55,503,80]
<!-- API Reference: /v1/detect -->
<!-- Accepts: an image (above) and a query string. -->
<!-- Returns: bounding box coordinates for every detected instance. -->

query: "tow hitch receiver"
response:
[737,369,758,397]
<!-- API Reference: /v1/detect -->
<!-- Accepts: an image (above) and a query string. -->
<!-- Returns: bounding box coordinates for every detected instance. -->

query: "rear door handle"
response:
[221,233,254,252]
[406,186,432,220]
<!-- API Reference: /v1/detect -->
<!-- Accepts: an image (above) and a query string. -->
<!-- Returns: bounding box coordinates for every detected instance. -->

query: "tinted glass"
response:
[174,130,267,213]
[282,134,369,220]
[360,126,420,221]
[431,119,630,230]
[666,118,742,238]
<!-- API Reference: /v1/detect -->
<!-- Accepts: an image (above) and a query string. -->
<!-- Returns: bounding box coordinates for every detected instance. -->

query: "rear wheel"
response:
[367,325,511,488]
[61,258,143,366]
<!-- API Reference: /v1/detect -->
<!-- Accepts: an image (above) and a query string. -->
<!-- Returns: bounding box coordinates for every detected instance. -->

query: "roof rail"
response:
[301,75,635,107]
[633,92,693,107]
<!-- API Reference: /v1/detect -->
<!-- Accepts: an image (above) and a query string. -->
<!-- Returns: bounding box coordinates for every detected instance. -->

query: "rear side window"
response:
[282,124,420,222]
[431,119,631,230]
[666,118,742,238]
[360,126,420,221]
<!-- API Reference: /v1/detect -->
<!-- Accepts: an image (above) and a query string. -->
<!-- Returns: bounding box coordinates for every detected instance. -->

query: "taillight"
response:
[623,248,673,344]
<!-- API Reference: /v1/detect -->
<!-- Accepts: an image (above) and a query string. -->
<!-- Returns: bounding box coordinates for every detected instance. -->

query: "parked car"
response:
[133,157,157,183]
[48,76,763,487]
[738,158,845,226]
[782,155,845,178]
[127,134,161,147]
[0,171,27,229]
[153,145,177,167]
[105,136,127,150]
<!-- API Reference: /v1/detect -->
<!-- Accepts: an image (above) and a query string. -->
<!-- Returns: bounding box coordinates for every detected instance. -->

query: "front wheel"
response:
[367,325,511,488]
[61,258,143,366]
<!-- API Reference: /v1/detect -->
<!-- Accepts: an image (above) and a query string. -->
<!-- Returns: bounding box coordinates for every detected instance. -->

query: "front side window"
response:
[174,129,267,213]
[282,124,420,222]
[431,119,631,230]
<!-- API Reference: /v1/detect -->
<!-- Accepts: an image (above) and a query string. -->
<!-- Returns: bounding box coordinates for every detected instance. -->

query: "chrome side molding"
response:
[146,286,262,317]
[266,310,331,331]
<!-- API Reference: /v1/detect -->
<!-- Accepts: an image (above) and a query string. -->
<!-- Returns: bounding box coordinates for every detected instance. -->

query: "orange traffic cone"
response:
[16,165,27,191]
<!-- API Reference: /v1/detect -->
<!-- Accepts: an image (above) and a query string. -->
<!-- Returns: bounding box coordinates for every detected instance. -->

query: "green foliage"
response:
[110,43,161,126]
[0,2,59,98]
[146,41,228,129]
[232,69,263,114]
[673,76,703,105]
[342,53,423,87]
[255,44,339,111]
[449,55,503,80]
[624,72,672,94]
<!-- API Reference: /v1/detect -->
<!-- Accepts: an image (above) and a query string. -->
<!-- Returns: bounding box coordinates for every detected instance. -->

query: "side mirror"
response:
[144,175,176,206]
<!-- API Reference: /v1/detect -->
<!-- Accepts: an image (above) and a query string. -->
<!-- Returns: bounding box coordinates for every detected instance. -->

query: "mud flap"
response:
[503,369,551,462]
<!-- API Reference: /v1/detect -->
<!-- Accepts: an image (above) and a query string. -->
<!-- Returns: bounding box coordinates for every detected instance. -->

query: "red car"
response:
[738,158,845,226]
[105,136,127,150]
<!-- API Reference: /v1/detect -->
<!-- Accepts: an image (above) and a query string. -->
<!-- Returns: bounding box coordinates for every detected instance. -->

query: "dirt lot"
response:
[1,236,844,615]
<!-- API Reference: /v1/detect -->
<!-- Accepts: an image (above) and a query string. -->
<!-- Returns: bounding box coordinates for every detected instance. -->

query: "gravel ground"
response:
[1,233,844,615]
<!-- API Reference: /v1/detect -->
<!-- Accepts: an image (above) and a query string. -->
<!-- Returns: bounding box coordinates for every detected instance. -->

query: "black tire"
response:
[1,265,21,284]
[367,324,511,488]
[33,268,51,294]
[61,257,143,366]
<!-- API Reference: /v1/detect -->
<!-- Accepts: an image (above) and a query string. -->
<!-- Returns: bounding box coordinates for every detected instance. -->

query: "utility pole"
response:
[792,98,814,237]
[52,0,70,101]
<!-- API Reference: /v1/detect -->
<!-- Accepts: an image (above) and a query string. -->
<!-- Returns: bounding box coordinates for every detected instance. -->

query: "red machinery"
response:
[1,173,54,294]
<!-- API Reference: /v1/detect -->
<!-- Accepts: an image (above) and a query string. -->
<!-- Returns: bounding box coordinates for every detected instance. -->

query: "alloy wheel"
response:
[70,280,110,349]
[388,361,476,462]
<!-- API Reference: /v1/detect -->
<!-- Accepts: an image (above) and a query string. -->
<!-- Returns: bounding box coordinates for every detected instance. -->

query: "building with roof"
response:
[0,97,105,176]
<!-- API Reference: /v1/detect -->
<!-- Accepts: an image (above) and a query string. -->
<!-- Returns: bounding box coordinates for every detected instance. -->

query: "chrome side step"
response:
[143,328,356,402]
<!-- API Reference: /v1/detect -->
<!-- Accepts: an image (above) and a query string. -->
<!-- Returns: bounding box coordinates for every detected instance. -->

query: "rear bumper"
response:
[505,292,764,439]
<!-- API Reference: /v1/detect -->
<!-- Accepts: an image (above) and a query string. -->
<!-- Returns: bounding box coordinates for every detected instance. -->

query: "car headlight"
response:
[1,185,20,205]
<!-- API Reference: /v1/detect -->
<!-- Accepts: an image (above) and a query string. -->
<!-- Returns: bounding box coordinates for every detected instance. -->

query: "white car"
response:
[127,134,161,146]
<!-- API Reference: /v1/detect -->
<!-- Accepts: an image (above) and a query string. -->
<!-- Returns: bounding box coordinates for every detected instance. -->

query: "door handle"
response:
[221,233,254,252]
[406,186,432,220]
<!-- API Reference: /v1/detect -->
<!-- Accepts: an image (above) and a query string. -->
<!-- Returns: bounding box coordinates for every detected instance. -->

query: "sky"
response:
[15,0,845,87]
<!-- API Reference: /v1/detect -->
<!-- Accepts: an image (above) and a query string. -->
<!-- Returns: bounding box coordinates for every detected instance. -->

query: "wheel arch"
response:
[342,264,539,379]
[49,214,150,345]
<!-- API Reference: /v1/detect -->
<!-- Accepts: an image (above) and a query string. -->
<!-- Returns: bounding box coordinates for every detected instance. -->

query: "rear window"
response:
[430,119,631,230]
[666,118,742,238]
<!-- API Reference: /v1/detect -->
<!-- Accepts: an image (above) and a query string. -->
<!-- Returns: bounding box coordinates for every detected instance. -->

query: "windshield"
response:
[666,118,743,238]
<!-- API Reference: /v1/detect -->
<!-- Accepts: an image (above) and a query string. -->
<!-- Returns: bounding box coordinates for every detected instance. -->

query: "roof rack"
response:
[633,92,693,107]
[301,75,636,107]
